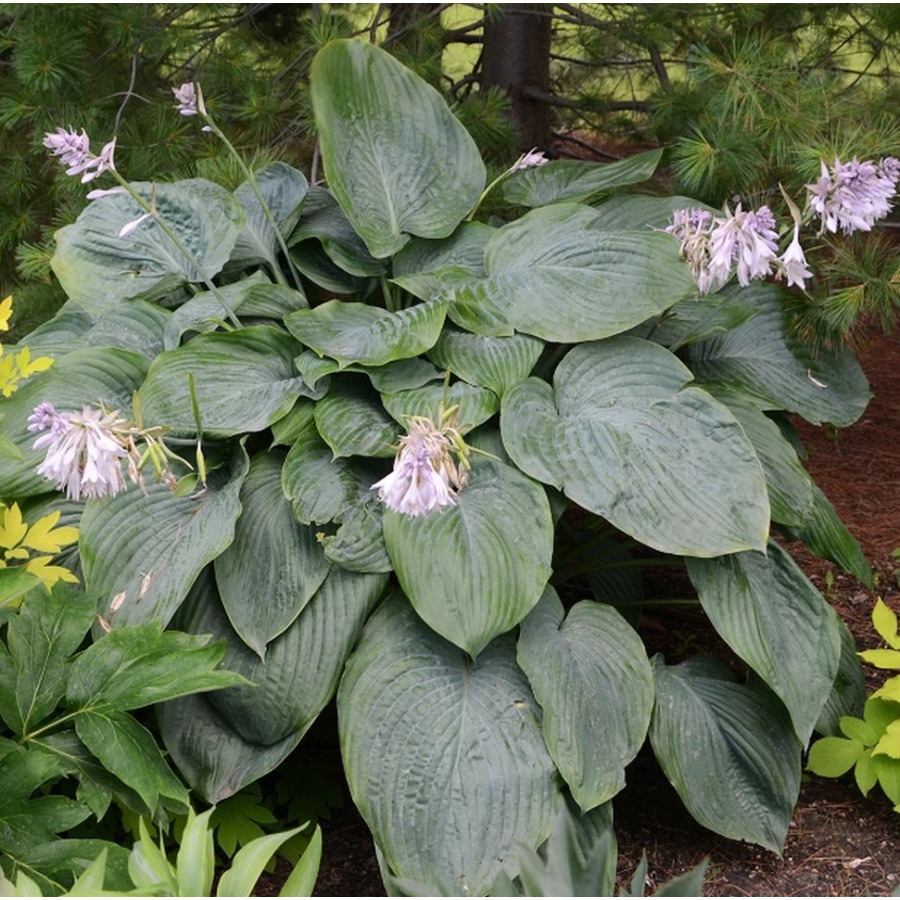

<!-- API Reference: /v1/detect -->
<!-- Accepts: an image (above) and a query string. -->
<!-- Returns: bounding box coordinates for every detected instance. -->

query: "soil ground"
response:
[276,329,900,898]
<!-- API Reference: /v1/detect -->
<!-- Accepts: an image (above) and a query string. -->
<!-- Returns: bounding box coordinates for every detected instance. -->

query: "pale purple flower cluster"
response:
[509,148,549,174]
[667,203,812,293]
[28,402,127,501]
[807,156,900,235]
[372,418,464,517]
[43,128,116,183]
[173,82,212,131]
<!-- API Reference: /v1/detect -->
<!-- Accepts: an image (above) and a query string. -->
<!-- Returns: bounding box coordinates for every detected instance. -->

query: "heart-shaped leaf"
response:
[338,594,562,894]
[501,338,769,556]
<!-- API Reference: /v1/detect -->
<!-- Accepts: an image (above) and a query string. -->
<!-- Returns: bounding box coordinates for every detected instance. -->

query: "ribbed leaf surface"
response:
[338,594,562,894]
[649,656,801,852]
[383,458,553,656]
[517,588,654,810]
[501,338,769,556]
[310,40,485,257]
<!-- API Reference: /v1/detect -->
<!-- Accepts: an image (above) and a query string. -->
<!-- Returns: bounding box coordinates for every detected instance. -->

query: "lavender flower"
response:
[372,418,460,517]
[173,82,212,131]
[665,208,718,293]
[28,403,127,501]
[43,128,116,183]
[777,225,812,289]
[709,205,780,288]
[807,156,900,235]
[509,148,549,173]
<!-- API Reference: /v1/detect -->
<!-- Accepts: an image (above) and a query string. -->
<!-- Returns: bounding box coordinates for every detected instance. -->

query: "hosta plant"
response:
[0,38,882,894]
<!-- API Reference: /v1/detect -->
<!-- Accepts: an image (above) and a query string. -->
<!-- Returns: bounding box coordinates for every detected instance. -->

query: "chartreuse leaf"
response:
[807,737,864,777]
[231,162,308,270]
[687,542,841,744]
[310,40,486,257]
[502,148,663,207]
[517,587,654,811]
[873,598,900,648]
[215,451,331,657]
[215,824,309,898]
[383,457,553,657]
[80,445,249,628]
[650,656,801,852]
[0,586,95,734]
[285,298,447,369]
[176,807,216,897]
[51,180,244,314]
[442,203,696,341]
[0,347,148,499]
[338,594,562,895]
[502,338,769,556]
[139,326,309,439]
[427,328,544,397]
[689,282,870,427]
[861,648,900,668]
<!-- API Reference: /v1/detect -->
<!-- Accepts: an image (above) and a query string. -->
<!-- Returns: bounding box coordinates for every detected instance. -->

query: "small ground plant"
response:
[0,38,892,894]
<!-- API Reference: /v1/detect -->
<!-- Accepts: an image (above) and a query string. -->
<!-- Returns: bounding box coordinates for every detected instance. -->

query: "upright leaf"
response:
[310,40,486,257]
[214,451,332,656]
[686,542,842,744]
[338,594,562,894]
[517,588,654,811]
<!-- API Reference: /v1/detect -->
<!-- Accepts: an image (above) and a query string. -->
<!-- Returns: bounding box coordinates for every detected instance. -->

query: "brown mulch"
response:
[266,331,900,898]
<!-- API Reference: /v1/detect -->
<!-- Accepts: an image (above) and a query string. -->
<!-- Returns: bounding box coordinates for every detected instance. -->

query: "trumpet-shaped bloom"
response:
[777,225,812,289]
[709,204,780,288]
[43,128,116,183]
[808,156,900,235]
[509,148,550,173]
[372,421,459,517]
[28,402,127,501]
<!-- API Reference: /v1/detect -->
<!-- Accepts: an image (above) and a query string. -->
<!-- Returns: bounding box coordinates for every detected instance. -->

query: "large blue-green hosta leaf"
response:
[502,149,663,207]
[650,656,801,852]
[501,338,769,556]
[382,457,553,657]
[689,283,870,426]
[0,347,148,498]
[686,542,841,744]
[310,40,486,257]
[138,326,310,438]
[21,300,170,360]
[213,451,331,657]
[338,594,562,894]
[176,568,385,746]
[285,299,447,369]
[80,446,249,628]
[517,588,654,811]
[440,204,697,340]
[230,163,308,270]
[51,180,244,314]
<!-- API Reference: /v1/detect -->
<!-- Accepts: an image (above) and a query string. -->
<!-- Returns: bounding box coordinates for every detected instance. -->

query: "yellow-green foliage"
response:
[807,599,900,810]
[0,296,78,597]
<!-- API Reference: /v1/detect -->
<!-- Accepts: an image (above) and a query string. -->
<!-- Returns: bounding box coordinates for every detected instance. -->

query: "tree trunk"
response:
[481,4,552,151]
